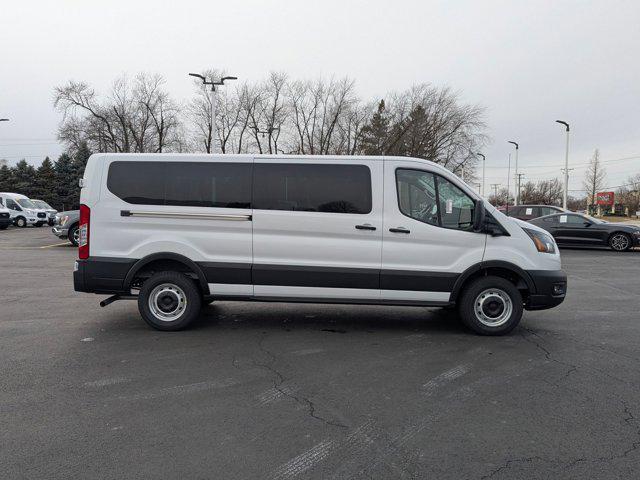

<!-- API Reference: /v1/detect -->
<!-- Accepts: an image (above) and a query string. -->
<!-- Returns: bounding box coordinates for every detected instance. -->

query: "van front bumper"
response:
[525,269,567,310]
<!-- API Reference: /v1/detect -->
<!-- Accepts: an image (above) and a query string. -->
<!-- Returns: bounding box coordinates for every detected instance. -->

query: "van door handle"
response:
[389,227,410,234]
[355,224,377,231]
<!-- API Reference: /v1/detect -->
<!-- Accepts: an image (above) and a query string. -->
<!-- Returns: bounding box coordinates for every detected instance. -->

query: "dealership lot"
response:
[2,228,640,479]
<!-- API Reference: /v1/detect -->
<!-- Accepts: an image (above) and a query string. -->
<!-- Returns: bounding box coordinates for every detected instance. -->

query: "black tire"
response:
[15,217,27,228]
[0,224,8,230]
[68,225,79,247]
[609,232,632,252]
[138,271,202,331]
[458,276,523,336]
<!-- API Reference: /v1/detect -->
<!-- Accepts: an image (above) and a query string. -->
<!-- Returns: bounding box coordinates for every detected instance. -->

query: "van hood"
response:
[510,217,548,234]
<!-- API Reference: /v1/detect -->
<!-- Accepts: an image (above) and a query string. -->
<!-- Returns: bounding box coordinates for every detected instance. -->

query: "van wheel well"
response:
[130,259,202,292]
[455,267,530,303]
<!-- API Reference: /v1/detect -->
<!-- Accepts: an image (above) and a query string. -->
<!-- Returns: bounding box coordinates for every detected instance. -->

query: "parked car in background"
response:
[0,203,11,230]
[529,213,640,252]
[52,210,80,246]
[0,193,42,227]
[31,199,58,226]
[504,205,567,221]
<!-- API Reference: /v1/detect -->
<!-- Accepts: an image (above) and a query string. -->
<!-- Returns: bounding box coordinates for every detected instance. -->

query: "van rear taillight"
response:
[79,204,90,259]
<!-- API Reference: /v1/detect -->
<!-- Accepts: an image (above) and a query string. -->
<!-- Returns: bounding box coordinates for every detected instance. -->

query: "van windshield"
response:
[33,200,52,209]
[17,198,36,209]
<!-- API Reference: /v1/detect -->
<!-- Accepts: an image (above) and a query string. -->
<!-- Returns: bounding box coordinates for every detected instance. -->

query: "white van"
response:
[74,154,566,335]
[0,193,45,227]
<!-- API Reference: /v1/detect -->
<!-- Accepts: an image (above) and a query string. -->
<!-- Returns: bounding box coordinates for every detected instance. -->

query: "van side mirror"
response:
[473,200,485,232]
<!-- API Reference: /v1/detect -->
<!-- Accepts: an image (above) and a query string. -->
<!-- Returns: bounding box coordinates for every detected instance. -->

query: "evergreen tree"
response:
[34,157,57,203]
[54,153,77,211]
[359,100,390,155]
[0,164,14,193]
[71,141,92,192]
[12,160,37,197]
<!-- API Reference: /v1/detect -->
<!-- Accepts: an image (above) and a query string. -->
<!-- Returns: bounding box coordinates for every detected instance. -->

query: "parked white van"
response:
[74,154,566,335]
[0,193,45,227]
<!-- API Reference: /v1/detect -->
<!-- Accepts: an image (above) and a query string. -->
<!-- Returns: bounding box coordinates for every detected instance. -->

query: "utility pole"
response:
[476,153,486,196]
[516,173,525,205]
[556,120,570,209]
[508,141,519,206]
[188,72,238,154]
[491,183,501,205]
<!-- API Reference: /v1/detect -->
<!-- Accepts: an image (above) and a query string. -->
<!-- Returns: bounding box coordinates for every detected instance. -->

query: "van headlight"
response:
[523,228,557,254]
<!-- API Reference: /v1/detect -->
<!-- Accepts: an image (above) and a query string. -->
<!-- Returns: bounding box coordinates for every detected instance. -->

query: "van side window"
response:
[436,176,475,231]
[253,163,372,214]
[107,161,252,208]
[396,169,475,231]
[5,199,20,210]
[396,169,439,226]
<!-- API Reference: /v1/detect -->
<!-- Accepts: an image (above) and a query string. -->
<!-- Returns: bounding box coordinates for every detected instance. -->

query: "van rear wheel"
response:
[138,271,202,331]
[458,276,523,335]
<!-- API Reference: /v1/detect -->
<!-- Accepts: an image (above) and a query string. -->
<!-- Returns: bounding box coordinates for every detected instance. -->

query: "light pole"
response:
[508,141,519,205]
[189,73,237,154]
[556,120,570,209]
[476,153,486,196]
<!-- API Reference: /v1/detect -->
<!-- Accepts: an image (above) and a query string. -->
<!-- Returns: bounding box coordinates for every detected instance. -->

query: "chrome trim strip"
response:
[122,210,251,221]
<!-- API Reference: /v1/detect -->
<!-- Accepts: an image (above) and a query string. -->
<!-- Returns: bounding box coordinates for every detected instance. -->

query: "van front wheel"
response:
[138,271,202,331]
[458,276,523,335]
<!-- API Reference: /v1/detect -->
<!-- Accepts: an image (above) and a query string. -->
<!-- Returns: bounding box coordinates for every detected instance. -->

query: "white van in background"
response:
[0,193,44,227]
[74,154,567,335]
[0,203,11,230]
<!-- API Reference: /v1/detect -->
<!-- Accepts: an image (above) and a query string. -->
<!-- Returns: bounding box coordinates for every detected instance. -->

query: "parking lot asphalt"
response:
[2,226,640,480]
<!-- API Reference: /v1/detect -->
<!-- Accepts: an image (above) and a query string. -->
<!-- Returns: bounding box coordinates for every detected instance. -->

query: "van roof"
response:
[0,192,29,199]
[89,153,446,173]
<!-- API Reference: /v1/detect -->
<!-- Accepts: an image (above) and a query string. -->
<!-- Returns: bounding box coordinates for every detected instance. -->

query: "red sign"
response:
[596,191,615,206]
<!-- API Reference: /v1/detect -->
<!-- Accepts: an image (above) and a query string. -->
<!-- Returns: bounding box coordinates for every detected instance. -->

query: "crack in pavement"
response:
[252,333,348,430]
[480,456,543,480]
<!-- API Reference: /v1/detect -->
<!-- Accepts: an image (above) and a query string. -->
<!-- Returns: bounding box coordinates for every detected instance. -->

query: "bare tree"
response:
[359,84,487,176]
[617,173,640,214]
[54,73,182,154]
[583,149,606,212]
[520,178,563,205]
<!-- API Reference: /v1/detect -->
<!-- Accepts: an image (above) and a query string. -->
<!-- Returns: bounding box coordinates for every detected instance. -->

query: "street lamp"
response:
[556,120,570,209]
[508,141,519,205]
[476,153,486,196]
[188,73,238,154]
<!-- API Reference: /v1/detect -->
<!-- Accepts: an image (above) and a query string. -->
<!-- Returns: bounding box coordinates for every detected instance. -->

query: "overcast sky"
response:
[1,0,639,195]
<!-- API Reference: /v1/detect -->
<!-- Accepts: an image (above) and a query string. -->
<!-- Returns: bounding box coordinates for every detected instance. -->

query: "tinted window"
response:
[540,207,558,216]
[107,161,252,208]
[505,207,521,217]
[560,214,587,224]
[253,163,371,214]
[396,169,475,231]
[5,199,19,210]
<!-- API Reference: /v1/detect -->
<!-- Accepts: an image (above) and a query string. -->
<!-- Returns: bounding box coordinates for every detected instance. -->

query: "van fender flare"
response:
[449,260,536,303]
[124,252,210,295]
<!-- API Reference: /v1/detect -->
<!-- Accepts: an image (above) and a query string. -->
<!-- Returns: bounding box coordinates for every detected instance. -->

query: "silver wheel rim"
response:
[17,218,25,227]
[611,234,629,251]
[474,288,513,327]
[148,283,187,322]
[73,228,80,244]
